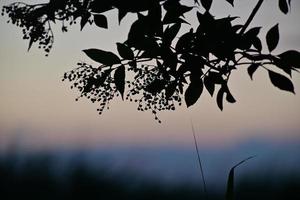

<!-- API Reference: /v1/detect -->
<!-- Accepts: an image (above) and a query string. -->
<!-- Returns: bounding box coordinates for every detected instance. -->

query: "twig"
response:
[239,0,264,35]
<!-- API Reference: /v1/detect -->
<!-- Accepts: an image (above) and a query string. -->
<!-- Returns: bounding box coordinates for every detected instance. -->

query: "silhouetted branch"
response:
[239,0,264,35]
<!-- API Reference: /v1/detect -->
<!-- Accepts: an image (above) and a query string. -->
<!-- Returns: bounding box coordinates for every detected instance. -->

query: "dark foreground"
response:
[0,153,299,200]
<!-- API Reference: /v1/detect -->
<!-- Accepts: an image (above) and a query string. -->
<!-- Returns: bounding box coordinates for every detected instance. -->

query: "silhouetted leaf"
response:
[94,14,108,29]
[225,0,234,6]
[163,11,190,24]
[241,27,261,50]
[185,79,203,107]
[253,37,262,51]
[28,37,34,51]
[163,23,181,46]
[246,27,262,38]
[148,0,162,26]
[209,72,224,84]
[175,29,193,52]
[114,65,126,99]
[83,49,121,65]
[268,70,294,93]
[278,50,300,68]
[204,75,215,96]
[225,86,236,103]
[216,86,225,110]
[200,0,212,11]
[266,24,279,52]
[117,43,134,60]
[126,17,159,49]
[163,1,193,24]
[81,12,90,31]
[118,9,127,24]
[89,1,113,13]
[247,63,260,80]
[161,46,178,71]
[279,0,289,14]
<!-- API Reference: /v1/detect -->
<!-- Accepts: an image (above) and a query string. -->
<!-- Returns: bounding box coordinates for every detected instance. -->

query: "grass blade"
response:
[191,121,207,197]
[225,156,256,200]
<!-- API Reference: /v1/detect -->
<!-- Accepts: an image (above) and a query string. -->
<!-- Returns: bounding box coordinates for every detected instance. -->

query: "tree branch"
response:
[239,0,264,35]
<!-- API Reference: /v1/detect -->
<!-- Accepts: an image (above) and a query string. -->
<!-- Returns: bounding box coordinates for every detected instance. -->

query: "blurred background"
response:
[0,0,300,199]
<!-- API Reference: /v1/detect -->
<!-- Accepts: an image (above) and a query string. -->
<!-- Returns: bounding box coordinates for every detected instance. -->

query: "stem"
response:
[239,0,264,35]
[191,121,207,198]
[237,62,272,65]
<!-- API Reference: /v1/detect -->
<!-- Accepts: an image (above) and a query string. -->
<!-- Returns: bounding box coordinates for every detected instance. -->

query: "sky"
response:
[0,0,300,163]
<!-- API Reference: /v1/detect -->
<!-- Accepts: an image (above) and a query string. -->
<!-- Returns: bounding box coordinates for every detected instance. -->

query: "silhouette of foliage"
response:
[2,0,300,122]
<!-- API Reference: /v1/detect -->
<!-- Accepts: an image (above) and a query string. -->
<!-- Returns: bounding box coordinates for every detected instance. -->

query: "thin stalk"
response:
[239,0,264,35]
[191,121,207,197]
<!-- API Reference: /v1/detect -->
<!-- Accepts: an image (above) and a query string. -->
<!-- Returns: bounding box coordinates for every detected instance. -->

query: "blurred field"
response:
[1,151,299,200]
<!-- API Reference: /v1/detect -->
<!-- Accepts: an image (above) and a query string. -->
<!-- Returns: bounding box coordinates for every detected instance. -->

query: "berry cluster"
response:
[62,62,117,115]
[126,65,181,122]
[2,3,54,56]
[2,0,88,56]
[63,61,182,122]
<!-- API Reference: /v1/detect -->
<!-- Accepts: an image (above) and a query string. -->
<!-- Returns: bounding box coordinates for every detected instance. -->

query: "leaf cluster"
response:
[2,0,299,122]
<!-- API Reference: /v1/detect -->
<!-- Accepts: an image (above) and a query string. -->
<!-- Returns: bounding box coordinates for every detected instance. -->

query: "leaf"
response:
[118,9,127,24]
[83,49,121,65]
[175,29,193,52]
[241,27,261,50]
[268,70,294,93]
[163,1,193,24]
[225,87,236,103]
[117,43,134,60]
[163,23,181,46]
[266,24,279,52]
[225,0,234,6]
[27,37,34,51]
[200,0,212,10]
[94,14,108,29]
[185,79,203,108]
[279,0,289,14]
[247,63,260,80]
[216,86,225,110]
[225,156,255,200]
[89,1,113,13]
[80,12,91,31]
[208,72,224,84]
[114,65,126,99]
[245,27,261,38]
[278,50,300,68]
[253,37,262,52]
[204,75,215,96]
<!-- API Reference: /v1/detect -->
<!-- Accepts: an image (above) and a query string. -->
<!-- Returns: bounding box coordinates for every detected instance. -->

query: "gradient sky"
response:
[0,0,300,152]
